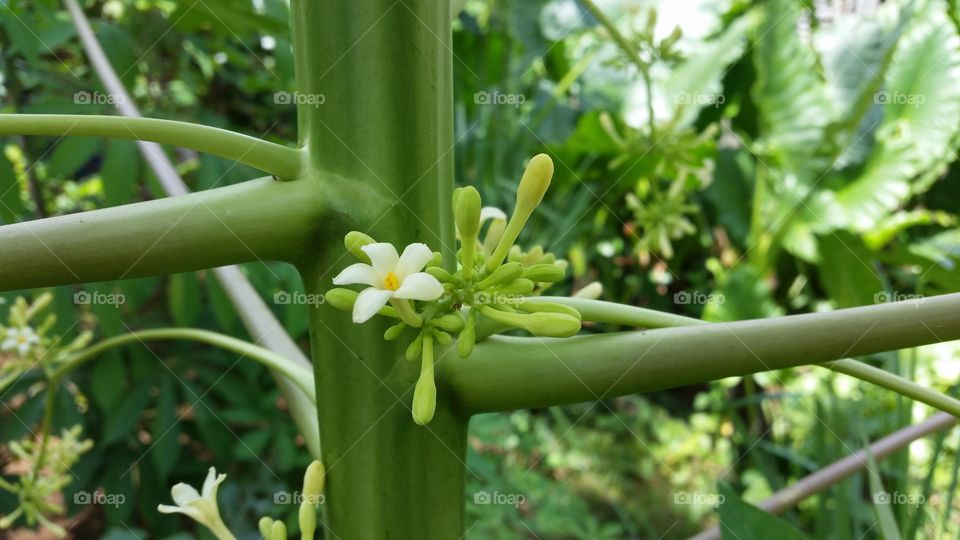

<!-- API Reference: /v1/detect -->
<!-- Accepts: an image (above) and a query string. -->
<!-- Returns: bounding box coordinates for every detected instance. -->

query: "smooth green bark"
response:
[292,0,465,537]
[0,177,324,289]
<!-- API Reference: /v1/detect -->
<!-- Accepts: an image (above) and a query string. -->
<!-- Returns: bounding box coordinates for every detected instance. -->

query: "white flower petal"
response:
[353,287,394,323]
[332,263,378,287]
[395,243,434,279]
[157,504,189,515]
[361,243,399,276]
[201,467,220,498]
[1,338,15,352]
[392,272,443,301]
[17,343,29,356]
[171,483,201,506]
[480,207,507,223]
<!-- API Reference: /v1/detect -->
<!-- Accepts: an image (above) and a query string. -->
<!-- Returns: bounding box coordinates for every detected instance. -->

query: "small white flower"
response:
[158,467,235,540]
[1,326,39,357]
[480,206,507,224]
[333,243,443,323]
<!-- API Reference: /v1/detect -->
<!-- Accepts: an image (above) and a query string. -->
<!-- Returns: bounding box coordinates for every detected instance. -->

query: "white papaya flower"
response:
[158,467,235,540]
[333,243,443,323]
[1,326,39,357]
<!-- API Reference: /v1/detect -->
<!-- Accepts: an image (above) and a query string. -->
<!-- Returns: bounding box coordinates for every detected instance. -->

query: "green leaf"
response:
[91,352,126,411]
[102,381,151,445]
[150,377,181,479]
[0,151,23,224]
[864,445,904,540]
[48,136,101,179]
[168,272,202,327]
[836,0,960,230]
[817,232,884,308]
[101,139,140,206]
[703,265,782,322]
[717,482,808,540]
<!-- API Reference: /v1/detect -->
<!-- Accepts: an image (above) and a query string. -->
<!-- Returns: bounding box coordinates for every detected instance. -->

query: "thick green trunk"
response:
[292,1,466,537]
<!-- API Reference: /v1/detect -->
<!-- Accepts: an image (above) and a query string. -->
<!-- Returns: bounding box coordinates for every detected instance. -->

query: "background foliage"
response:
[2,0,960,538]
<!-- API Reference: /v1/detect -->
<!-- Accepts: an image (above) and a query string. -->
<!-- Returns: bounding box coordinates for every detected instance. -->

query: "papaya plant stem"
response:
[445,293,960,413]
[822,358,960,416]
[0,114,305,180]
[51,328,316,401]
[0,177,325,289]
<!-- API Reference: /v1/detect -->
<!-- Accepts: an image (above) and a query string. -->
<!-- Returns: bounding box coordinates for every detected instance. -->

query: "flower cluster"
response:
[0,293,92,394]
[0,425,93,537]
[157,460,326,540]
[326,154,584,425]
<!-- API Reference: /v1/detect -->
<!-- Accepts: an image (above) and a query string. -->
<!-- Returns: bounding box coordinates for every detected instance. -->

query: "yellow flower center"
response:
[383,272,400,291]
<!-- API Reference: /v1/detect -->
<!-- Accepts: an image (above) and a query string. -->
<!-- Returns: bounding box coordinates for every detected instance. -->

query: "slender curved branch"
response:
[0,114,305,180]
[0,177,325,290]
[824,358,960,417]
[530,296,707,328]
[690,411,958,540]
[52,328,316,401]
[62,0,322,457]
[443,293,960,413]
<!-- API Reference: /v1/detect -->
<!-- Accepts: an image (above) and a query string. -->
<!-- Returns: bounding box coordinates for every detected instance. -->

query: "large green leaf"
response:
[817,232,884,308]
[717,482,809,540]
[836,0,960,230]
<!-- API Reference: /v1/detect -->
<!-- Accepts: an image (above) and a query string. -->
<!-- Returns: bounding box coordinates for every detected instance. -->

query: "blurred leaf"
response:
[101,139,140,206]
[48,136,101,179]
[817,232,884,308]
[168,272,202,327]
[717,482,808,540]
[0,151,23,223]
[150,377,181,479]
[102,380,151,445]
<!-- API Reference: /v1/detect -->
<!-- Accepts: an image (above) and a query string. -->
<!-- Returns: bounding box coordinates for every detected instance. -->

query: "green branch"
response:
[823,358,960,416]
[444,293,960,413]
[530,296,706,328]
[0,114,305,180]
[0,177,325,290]
[53,328,316,402]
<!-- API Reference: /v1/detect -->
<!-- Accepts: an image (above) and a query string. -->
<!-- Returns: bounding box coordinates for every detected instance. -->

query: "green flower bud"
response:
[522,245,544,266]
[433,330,452,346]
[326,288,399,318]
[303,460,325,498]
[482,218,506,257]
[515,153,554,216]
[573,281,603,299]
[479,306,580,337]
[413,335,436,425]
[299,501,317,540]
[271,520,287,540]
[516,301,582,321]
[426,266,455,283]
[344,231,376,263]
[428,251,443,268]
[507,245,524,262]
[454,187,482,240]
[540,252,556,264]
[522,264,565,282]
[406,334,423,361]
[384,322,406,341]
[478,262,523,289]
[435,314,465,333]
[490,278,535,295]
[486,155,555,272]
[258,517,274,539]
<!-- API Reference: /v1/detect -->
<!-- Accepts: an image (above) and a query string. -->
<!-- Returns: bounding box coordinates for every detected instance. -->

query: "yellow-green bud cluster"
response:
[324,154,582,426]
[257,459,325,540]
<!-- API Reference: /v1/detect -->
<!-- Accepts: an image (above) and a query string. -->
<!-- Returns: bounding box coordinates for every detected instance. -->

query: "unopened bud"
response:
[486,154,555,272]
[479,306,580,337]
[435,314,465,333]
[458,310,476,358]
[325,288,358,311]
[271,520,287,540]
[406,334,423,361]
[490,278,534,295]
[344,231,376,263]
[259,517,275,539]
[413,335,436,425]
[303,460,325,498]
[573,282,603,300]
[384,322,406,341]
[299,501,317,540]
[517,301,582,321]
[522,245,544,266]
[478,262,523,289]
[522,263,565,282]
[433,330,452,346]
[427,266,455,283]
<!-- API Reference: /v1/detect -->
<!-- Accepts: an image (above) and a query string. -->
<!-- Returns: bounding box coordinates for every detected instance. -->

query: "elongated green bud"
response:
[384,322,406,341]
[478,262,523,289]
[299,501,317,540]
[490,278,535,295]
[479,306,580,337]
[426,266,455,283]
[487,154,554,272]
[303,460,325,498]
[413,335,436,425]
[25,291,53,320]
[522,263,565,282]
[406,334,423,361]
[482,218,506,257]
[455,187,482,278]
[345,231,375,263]
[457,310,477,358]
[507,245,524,262]
[573,281,603,299]
[271,520,287,540]
[259,517,274,539]
[326,288,399,318]
[522,245,544,266]
[434,329,452,346]
[429,251,443,268]
[517,301,582,321]
[435,314,465,333]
